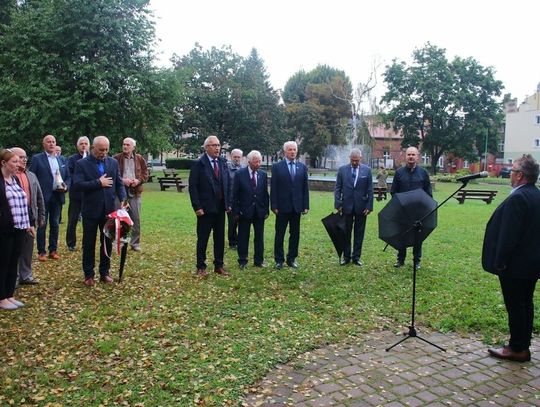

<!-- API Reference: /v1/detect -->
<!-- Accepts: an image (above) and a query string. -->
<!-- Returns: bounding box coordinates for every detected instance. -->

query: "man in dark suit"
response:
[482,154,540,362]
[334,148,373,266]
[391,146,432,269]
[271,141,309,269]
[189,135,231,277]
[73,136,126,286]
[232,150,269,268]
[66,136,89,251]
[29,134,70,261]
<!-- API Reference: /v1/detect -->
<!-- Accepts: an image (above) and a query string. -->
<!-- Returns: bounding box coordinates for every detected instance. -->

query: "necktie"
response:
[212,159,220,178]
[98,160,105,176]
[352,167,357,185]
[289,161,295,180]
[251,171,257,189]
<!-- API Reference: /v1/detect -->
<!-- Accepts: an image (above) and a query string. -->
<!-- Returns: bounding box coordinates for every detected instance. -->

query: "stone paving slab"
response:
[243,330,540,406]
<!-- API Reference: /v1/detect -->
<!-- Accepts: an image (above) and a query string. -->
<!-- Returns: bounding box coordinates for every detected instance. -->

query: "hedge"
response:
[164,158,195,169]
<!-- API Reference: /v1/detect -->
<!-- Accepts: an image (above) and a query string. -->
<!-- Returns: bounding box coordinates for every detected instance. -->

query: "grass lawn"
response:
[1,179,538,406]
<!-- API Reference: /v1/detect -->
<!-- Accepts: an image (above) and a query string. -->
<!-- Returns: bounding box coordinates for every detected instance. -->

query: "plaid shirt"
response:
[5,177,30,229]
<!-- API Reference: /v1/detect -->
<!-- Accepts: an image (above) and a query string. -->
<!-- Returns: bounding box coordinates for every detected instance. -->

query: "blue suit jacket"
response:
[482,184,540,279]
[232,167,269,219]
[334,164,374,214]
[188,155,231,214]
[28,152,70,205]
[72,155,126,219]
[270,160,309,213]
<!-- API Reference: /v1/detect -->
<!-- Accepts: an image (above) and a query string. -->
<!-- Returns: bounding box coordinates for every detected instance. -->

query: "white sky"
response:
[149,0,538,102]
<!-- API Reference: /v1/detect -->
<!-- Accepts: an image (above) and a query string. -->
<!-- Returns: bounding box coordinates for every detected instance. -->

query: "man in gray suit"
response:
[334,148,373,266]
[12,147,45,285]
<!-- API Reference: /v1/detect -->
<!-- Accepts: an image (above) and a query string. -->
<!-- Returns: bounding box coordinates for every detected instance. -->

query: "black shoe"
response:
[229,244,237,249]
[394,260,404,268]
[414,262,421,270]
[238,263,247,269]
[19,277,40,285]
[254,262,266,268]
[287,261,298,268]
[352,259,363,266]
[68,246,76,252]
[275,262,283,269]
[340,259,350,266]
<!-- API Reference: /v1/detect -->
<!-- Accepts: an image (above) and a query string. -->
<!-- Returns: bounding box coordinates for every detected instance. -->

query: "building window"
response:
[535,115,540,125]
[383,150,390,160]
[437,156,444,168]
[463,160,469,169]
[534,139,540,148]
[422,153,430,165]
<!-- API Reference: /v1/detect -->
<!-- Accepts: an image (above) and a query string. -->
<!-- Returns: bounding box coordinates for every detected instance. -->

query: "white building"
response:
[504,83,540,163]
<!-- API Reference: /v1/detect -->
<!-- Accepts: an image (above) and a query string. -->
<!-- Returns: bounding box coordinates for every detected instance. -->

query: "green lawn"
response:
[1,180,538,406]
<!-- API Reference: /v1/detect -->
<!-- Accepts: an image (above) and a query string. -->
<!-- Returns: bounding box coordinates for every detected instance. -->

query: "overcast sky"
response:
[149,0,538,103]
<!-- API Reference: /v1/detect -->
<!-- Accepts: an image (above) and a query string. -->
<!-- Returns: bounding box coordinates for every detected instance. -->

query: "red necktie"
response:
[212,159,219,178]
[251,171,257,189]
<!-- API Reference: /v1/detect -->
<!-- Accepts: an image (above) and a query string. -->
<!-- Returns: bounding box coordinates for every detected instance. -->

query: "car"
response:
[499,167,511,178]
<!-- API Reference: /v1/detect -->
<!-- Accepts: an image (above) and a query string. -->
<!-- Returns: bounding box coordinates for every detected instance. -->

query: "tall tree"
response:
[283,65,352,165]
[381,43,504,174]
[0,0,181,153]
[173,45,284,156]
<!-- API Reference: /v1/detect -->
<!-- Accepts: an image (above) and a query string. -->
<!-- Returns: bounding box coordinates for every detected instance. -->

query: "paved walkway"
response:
[244,330,540,406]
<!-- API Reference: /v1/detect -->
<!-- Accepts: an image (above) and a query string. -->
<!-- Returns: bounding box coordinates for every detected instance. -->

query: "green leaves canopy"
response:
[381,43,504,174]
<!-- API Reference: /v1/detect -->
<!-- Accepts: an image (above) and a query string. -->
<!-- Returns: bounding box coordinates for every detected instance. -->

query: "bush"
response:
[165,158,195,169]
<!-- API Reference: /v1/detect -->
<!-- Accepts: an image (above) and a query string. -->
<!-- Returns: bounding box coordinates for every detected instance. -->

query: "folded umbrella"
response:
[322,212,347,257]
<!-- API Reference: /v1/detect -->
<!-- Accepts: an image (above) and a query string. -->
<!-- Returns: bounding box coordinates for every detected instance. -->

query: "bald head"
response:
[405,147,419,168]
[92,136,110,160]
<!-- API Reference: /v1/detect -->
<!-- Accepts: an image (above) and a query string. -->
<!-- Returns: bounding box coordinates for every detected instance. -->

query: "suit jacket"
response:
[482,184,540,279]
[0,176,16,232]
[72,155,126,220]
[334,164,374,214]
[28,151,70,205]
[67,153,85,201]
[113,152,149,198]
[232,167,269,220]
[270,159,309,213]
[188,155,231,214]
[18,170,45,227]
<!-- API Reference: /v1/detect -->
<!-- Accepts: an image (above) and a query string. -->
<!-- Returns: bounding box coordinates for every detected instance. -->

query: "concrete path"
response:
[244,330,540,406]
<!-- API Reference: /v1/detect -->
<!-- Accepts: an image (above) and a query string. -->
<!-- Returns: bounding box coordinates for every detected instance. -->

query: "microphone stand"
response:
[386,180,471,352]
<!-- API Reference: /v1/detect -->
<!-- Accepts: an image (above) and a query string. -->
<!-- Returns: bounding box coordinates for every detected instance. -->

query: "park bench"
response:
[373,187,388,201]
[163,168,179,178]
[455,189,497,204]
[157,177,186,192]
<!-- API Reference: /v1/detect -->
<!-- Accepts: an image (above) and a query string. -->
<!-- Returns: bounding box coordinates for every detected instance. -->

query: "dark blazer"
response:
[0,177,15,232]
[334,164,374,214]
[232,167,269,219]
[189,155,231,214]
[72,155,126,220]
[67,153,85,201]
[28,152,70,205]
[391,165,432,197]
[482,184,540,279]
[270,159,309,213]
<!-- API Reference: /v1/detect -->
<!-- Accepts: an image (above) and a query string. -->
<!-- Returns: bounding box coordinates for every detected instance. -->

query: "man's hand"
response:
[272,209,278,215]
[195,209,205,217]
[27,226,36,238]
[100,174,113,188]
[131,179,140,187]
[302,209,309,215]
[122,178,131,186]
[363,209,371,216]
[226,206,232,213]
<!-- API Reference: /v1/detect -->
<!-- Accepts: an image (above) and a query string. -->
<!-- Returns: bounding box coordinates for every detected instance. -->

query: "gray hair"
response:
[124,137,136,147]
[203,135,219,147]
[247,150,262,162]
[283,141,297,151]
[77,136,90,146]
[349,148,362,158]
[231,148,243,156]
[515,154,539,184]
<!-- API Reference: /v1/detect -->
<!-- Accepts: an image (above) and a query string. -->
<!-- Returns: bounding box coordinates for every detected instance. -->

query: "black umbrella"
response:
[322,212,347,257]
[378,189,437,250]
[118,242,128,282]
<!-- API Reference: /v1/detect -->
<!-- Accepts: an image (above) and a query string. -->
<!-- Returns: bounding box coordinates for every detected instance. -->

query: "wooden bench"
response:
[373,187,388,201]
[455,189,497,204]
[163,169,179,178]
[157,177,186,192]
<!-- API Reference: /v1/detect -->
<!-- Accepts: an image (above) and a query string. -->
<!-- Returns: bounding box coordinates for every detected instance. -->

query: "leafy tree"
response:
[173,45,284,156]
[283,65,352,166]
[0,0,181,154]
[381,43,504,174]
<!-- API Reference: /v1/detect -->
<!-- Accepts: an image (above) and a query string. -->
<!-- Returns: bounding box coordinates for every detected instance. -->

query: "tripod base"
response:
[386,326,446,352]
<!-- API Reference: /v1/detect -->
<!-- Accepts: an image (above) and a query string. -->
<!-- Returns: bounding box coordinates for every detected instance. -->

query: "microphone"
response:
[456,171,489,183]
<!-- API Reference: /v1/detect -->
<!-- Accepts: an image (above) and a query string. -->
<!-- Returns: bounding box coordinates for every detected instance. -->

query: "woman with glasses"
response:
[0,149,34,310]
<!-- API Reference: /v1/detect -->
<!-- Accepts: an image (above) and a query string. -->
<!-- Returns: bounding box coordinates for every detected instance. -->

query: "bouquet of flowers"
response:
[103,208,134,255]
